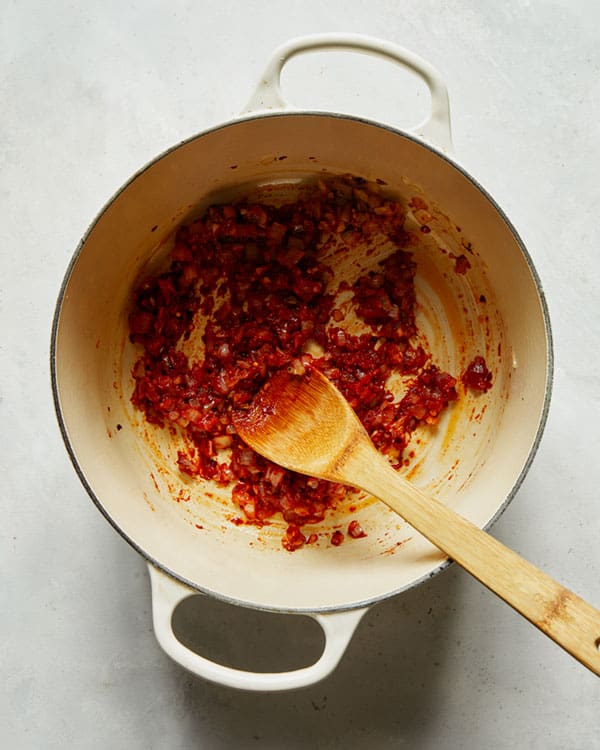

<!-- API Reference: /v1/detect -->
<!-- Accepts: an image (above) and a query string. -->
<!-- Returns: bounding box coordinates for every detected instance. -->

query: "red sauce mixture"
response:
[462,355,493,392]
[129,177,492,550]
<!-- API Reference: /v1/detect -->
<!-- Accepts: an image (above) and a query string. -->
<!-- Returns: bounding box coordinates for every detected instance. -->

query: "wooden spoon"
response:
[233,366,600,676]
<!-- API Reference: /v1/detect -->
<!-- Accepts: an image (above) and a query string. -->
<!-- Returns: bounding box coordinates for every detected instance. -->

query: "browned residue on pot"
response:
[379,536,413,556]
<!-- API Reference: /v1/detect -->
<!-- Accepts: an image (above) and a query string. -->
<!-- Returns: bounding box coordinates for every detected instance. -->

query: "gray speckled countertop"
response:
[2,1,599,747]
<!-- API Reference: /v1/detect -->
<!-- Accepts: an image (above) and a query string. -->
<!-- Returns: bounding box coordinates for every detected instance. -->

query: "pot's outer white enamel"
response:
[51,35,552,690]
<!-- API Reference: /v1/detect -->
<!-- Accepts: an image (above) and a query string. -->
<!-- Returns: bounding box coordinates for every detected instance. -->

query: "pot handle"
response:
[243,33,453,153]
[147,565,367,691]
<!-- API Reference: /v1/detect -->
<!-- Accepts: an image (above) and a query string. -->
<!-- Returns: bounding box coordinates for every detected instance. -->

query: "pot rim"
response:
[50,109,554,613]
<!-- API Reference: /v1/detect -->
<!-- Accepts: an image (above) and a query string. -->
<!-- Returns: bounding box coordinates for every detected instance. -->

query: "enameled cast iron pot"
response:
[51,35,552,691]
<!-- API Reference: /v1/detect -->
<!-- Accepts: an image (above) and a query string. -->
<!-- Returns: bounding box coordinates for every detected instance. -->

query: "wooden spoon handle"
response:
[348,451,600,676]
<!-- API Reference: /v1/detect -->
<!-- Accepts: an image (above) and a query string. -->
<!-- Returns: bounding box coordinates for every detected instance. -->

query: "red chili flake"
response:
[348,520,367,539]
[128,176,488,551]
[331,530,344,546]
[462,356,493,392]
[453,254,471,275]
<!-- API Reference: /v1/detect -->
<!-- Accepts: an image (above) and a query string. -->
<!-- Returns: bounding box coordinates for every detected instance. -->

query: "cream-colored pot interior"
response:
[52,113,551,613]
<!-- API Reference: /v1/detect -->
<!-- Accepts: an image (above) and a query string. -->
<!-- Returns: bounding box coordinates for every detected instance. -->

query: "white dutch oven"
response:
[51,34,552,691]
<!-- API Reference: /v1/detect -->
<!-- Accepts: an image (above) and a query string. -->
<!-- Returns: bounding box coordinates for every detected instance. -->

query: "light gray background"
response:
[2,1,599,748]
